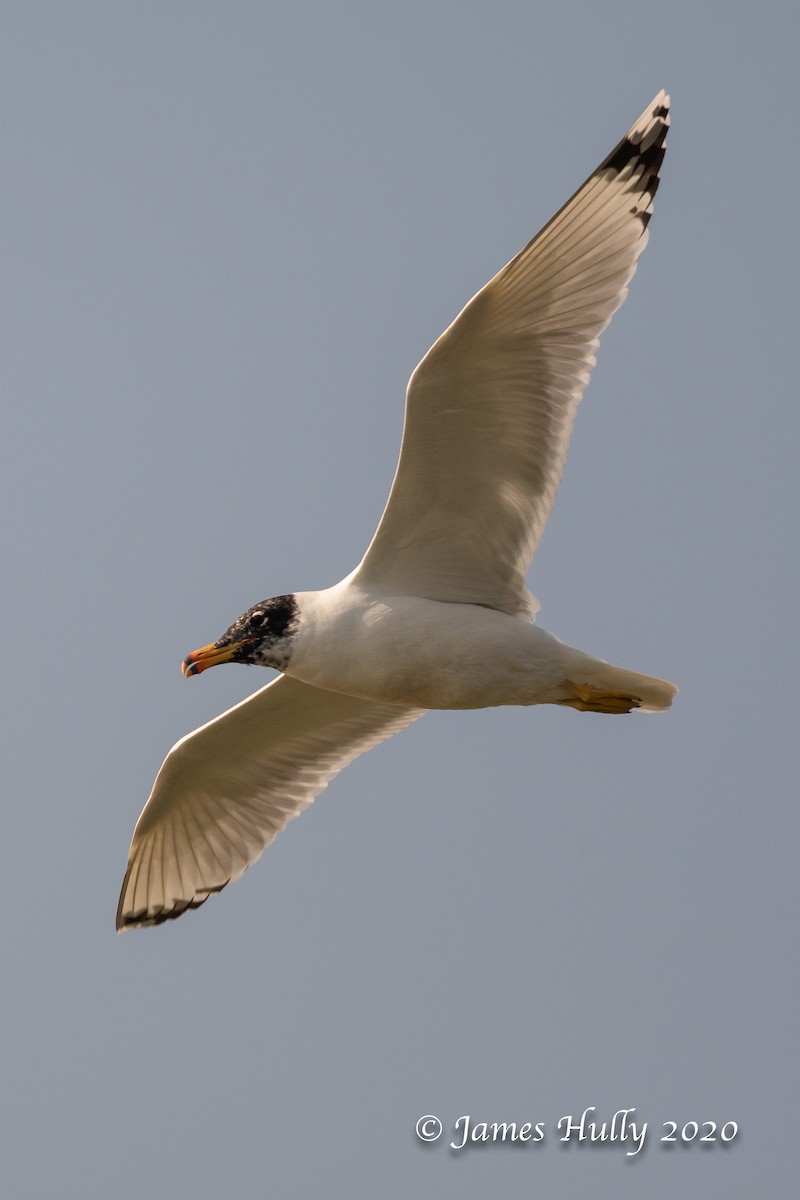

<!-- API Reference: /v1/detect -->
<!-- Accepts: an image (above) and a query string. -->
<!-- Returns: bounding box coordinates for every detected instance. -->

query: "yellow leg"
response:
[555,683,642,715]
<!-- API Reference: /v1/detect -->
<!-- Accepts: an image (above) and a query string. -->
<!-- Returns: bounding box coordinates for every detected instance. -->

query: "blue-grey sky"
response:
[2,2,797,1196]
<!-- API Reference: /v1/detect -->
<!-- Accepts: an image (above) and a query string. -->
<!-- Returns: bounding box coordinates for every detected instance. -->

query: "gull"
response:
[117,92,676,930]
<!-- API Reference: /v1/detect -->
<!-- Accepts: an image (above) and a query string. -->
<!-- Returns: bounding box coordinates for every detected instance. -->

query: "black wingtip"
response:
[594,93,669,229]
[604,136,666,179]
[115,881,229,932]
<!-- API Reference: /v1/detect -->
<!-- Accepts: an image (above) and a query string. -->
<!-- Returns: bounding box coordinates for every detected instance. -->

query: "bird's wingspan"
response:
[354,92,669,618]
[116,676,423,929]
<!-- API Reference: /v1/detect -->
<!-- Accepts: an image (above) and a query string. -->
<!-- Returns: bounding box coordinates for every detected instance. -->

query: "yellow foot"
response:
[556,683,642,715]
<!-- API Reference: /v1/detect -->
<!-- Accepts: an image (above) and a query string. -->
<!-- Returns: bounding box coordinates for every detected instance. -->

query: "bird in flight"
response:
[117,92,676,930]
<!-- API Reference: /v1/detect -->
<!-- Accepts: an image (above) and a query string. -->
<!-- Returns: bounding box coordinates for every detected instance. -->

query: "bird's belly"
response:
[287,594,570,710]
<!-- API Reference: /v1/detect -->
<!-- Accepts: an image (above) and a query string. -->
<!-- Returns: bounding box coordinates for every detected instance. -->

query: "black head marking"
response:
[226,593,299,669]
[254,594,299,640]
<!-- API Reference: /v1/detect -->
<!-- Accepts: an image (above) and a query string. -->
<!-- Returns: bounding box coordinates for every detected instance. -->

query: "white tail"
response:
[558,650,678,714]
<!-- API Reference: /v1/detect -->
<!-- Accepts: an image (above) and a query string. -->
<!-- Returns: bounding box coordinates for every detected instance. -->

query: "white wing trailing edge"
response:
[116,677,422,929]
[354,92,669,617]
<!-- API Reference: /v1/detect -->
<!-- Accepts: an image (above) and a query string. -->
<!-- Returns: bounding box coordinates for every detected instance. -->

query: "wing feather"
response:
[116,675,423,929]
[354,93,669,617]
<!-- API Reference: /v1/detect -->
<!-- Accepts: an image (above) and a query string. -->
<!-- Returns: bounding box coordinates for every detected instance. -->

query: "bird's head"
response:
[182,593,299,677]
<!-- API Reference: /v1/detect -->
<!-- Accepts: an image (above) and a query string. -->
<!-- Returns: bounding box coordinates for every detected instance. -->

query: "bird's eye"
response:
[249,610,267,629]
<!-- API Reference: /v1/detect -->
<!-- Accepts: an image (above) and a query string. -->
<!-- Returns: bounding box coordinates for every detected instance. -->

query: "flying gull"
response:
[117,92,676,930]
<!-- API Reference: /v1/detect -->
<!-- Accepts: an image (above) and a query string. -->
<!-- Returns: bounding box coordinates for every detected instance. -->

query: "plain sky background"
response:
[2,2,797,1197]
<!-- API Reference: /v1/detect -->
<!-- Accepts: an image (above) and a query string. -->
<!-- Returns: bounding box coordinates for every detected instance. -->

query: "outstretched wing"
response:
[117,675,423,929]
[354,92,669,618]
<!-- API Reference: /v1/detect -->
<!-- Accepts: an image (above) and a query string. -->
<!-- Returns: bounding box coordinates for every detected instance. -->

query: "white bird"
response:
[117,92,676,930]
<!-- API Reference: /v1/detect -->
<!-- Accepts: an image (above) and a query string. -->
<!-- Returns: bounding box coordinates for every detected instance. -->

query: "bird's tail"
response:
[557,650,678,714]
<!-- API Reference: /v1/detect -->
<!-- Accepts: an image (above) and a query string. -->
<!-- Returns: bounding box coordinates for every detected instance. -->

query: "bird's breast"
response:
[285,587,567,709]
